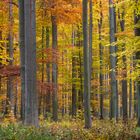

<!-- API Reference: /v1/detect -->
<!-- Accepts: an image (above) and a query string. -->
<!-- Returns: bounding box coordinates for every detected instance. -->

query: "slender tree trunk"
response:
[134,1,140,126]
[7,0,14,118]
[45,27,51,117]
[0,31,2,114]
[134,82,138,117]
[61,48,66,117]
[98,1,104,119]
[129,56,133,118]
[78,48,83,110]
[89,0,93,80]
[72,28,77,117]
[83,0,92,128]
[109,0,118,120]
[77,28,83,110]
[118,9,128,122]
[38,26,45,115]
[0,30,2,65]
[138,81,140,126]
[51,15,58,121]
[24,0,38,126]
[0,31,3,115]
[18,0,25,122]
[14,81,18,118]
[129,78,132,118]
[0,78,1,114]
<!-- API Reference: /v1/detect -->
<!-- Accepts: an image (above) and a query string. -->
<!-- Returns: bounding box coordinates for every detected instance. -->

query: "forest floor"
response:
[0,118,139,140]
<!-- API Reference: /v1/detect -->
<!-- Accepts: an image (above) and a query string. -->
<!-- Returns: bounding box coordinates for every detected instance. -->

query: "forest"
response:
[0,0,140,139]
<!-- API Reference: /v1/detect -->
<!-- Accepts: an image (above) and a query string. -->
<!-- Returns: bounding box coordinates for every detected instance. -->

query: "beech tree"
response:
[134,0,140,127]
[18,0,25,122]
[51,13,58,122]
[83,0,92,128]
[98,1,103,120]
[46,26,51,117]
[72,28,77,117]
[6,0,14,117]
[109,0,118,120]
[118,7,128,122]
[24,0,38,126]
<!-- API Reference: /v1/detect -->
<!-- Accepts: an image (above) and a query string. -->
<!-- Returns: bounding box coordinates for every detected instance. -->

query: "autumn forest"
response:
[0,0,140,139]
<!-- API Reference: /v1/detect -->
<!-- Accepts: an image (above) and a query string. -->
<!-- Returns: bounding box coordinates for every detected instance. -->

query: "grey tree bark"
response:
[14,81,18,117]
[118,9,128,122]
[134,82,138,117]
[6,0,15,118]
[109,0,118,120]
[98,1,104,119]
[89,0,93,81]
[38,26,45,115]
[72,28,77,117]
[134,0,140,126]
[0,31,1,111]
[76,27,83,110]
[24,0,39,126]
[18,0,25,122]
[51,15,58,121]
[45,26,51,117]
[129,56,133,118]
[82,0,92,128]
[129,78,132,118]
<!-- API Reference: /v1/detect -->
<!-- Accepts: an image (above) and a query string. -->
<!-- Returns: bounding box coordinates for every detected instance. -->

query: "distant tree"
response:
[6,0,15,118]
[72,28,77,117]
[98,1,104,120]
[45,26,51,117]
[119,8,128,122]
[51,14,58,122]
[89,0,93,80]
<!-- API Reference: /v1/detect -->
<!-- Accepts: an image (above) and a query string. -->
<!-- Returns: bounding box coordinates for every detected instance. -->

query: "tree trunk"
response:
[134,82,138,117]
[18,0,25,122]
[129,78,132,118]
[51,15,58,121]
[109,0,118,120]
[7,0,15,118]
[82,0,92,128]
[72,28,77,117]
[24,0,38,126]
[38,26,45,116]
[129,56,133,118]
[89,0,93,80]
[134,1,140,126]
[137,82,140,126]
[14,81,18,118]
[45,26,51,117]
[0,31,3,115]
[98,1,104,119]
[77,27,83,110]
[118,9,128,122]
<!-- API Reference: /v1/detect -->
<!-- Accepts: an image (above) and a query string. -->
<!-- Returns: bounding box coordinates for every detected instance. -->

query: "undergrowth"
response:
[0,119,139,140]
